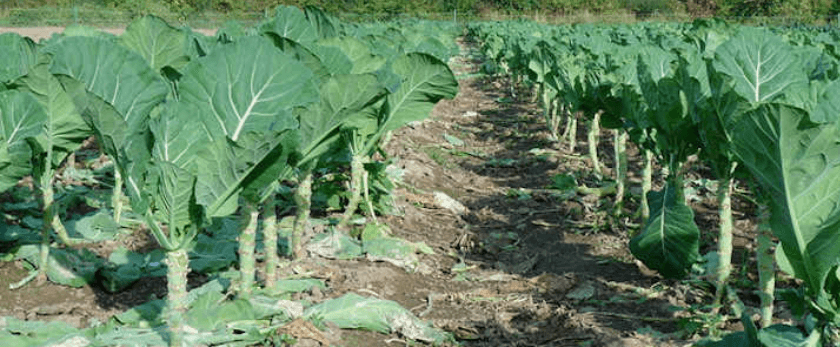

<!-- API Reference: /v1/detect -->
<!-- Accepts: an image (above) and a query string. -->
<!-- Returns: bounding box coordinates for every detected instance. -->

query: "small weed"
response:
[506,188,531,200]
[549,173,577,190]
[421,146,455,168]
[673,304,727,338]
[495,96,514,104]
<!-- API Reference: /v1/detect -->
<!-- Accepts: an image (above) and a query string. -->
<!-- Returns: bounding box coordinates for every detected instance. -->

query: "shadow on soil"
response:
[407,76,690,345]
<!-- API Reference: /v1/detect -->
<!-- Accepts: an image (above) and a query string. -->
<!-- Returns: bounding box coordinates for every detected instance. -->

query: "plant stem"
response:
[568,116,577,152]
[549,99,561,142]
[588,112,601,179]
[338,153,365,230]
[714,163,736,309]
[238,202,259,298]
[531,82,541,103]
[292,171,313,259]
[262,202,278,289]
[756,204,775,328]
[165,248,189,347]
[12,178,59,289]
[362,168,378,225]
[37,183,56,284]
[113,168,123,224]
[613,129,627,216]
[641,148,653,220]
[540,86,556,142]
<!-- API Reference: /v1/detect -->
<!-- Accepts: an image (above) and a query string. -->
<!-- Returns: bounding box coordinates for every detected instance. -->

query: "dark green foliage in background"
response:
[3,0,840,23]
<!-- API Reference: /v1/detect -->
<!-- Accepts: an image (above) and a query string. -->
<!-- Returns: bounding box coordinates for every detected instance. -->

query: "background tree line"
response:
[2,0,839,24]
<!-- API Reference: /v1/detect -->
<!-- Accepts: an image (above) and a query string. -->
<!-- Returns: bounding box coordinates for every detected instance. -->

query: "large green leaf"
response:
[177,35,316,143]
[730,104,840,320]
[46,36,169,210]
[65,211,120,242]
[189,233,237,273]
[0,90,47,191]
[713,27,807,104]
[176,36,316,214]
[635,55,702,162]
[18,62,91,167]
[303,6,341,40]
[630,183,701,279]
[0,90,45,147]
[757,324,821,347]
[150,103,203,170]
[99,247,166,292]
[806,79,840,124]
[0,317,83,347]
[361,53,457,154]
[195,132,298,216]
[144,105,207,249]
[306,43,353,76]
[46,36,169,131]
[0,33,37,83]
[297,73,387,165]
[264,34,331,83]
[146,160,198,243]
[259,5,318,44]
[119,15,190,73]
[13,244,103,287]
[318,37,386,74]
[59,80,151,211]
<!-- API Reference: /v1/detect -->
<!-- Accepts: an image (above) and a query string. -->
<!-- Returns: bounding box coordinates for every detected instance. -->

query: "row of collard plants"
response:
[0,6,459,346]
[468,19,840,346]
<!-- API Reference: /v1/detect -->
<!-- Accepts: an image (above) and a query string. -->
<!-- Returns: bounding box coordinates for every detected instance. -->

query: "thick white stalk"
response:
[756,205,775,328]
[588,112,602,179]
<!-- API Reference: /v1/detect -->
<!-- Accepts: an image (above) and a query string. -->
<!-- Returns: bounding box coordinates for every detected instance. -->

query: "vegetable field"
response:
[2,7,840,347]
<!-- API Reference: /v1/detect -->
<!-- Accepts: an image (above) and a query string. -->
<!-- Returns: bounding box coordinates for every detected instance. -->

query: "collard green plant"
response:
[627,46,704,280]
[338,53,458,229]
[290,73,387,258]
[711,27,819,330]
[730,104,840,325]
[47,35,170,225]
[183,35,317,298]
[0,33,94,289]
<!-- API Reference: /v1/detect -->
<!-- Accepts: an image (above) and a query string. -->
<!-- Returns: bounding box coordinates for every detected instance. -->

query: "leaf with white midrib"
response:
[713,27,806,105]
[120,15,190,73]
[177,35,317,144]
[368,53,457,155]
[177,36,316,216]
[47,36,169,130]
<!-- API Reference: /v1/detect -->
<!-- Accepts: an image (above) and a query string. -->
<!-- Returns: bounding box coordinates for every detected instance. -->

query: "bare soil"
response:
[0,33,767,347]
